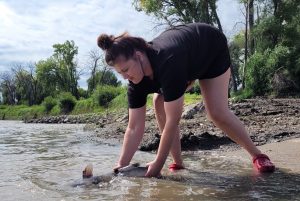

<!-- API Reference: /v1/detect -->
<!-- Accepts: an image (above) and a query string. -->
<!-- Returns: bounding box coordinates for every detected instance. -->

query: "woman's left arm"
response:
[145,95,184,177]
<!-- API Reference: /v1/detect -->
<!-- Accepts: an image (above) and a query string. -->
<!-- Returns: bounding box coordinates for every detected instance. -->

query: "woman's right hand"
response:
[113,163,127,173]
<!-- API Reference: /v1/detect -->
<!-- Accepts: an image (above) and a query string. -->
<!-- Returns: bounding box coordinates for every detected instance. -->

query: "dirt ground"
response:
[86,98,300,153]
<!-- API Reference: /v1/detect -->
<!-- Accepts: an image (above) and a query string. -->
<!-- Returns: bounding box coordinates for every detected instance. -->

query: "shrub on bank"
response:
[0,86,204,120]
[92,85,122,107]
[72,98,101,114]
[42,96,57,113]
[109,88,128,110]
[58,92,77,114]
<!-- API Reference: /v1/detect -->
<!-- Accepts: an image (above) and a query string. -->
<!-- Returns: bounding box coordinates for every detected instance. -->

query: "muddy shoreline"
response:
[27,98,300,152]
[88,98,300,152]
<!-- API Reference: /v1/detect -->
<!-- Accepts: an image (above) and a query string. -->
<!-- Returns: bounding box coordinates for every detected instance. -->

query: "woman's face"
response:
[114,55,144,84]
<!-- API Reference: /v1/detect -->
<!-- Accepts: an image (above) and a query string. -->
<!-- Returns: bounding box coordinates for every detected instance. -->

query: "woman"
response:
[97,23,275,177]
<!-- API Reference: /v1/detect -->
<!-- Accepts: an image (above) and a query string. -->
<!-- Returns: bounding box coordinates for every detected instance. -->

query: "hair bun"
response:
[97,34,114,50]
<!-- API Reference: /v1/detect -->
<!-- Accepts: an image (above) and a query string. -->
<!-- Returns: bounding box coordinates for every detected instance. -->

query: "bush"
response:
[42,96,57,113]
[49,105,60,116]
[92,85,121,107]
[245,45,290,96]
[78,88,89,99]
[109,88,128,109]
[58,92,77,114]
[73,98,97,114]
[231,88,253,102]
[187,81,201,94]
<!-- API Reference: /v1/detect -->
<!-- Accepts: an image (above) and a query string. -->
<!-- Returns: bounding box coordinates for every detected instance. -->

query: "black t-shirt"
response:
[128,23,230,108]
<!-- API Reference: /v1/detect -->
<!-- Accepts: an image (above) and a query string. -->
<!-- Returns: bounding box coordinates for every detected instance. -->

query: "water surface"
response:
[0,121,299,201]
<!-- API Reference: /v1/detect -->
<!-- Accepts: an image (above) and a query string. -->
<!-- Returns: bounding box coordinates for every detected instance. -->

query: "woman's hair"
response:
[97,32,149,66]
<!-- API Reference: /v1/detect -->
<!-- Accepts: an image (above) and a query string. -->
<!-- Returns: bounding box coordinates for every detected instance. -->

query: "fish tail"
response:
[83,164,93,178]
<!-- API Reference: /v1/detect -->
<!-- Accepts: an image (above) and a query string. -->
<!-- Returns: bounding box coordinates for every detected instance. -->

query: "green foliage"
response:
[78,88,88,99]
[52,40,79,98]
[184,93,201,105]
[187,82,201,94]
[245,45,291,96]
[227,0,300,97]
[92,86,122,107]
[109,87,128,110]
[231,88,253,102]
[36,58,59,98]
[266,45,290,71]
[133,0,222,30]
[87,70,121,94]
[0,104,44,120]
[58,92,77,114]
[42,96,57,113]
[245,52,266,96]
[49,105,60,116]
[35,40,80,99]
[72,98,98,114]
[253,17,283,51]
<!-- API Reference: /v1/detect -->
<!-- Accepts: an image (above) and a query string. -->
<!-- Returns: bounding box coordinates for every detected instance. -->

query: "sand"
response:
[224,138,300,173]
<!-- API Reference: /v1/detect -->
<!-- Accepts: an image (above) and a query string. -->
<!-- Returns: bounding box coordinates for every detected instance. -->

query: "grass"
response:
[184,93,202,105]
[0,104,44,120]
[0,91,202,120]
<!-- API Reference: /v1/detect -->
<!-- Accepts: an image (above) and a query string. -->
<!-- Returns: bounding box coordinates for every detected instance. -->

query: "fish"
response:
[72,163,149,187]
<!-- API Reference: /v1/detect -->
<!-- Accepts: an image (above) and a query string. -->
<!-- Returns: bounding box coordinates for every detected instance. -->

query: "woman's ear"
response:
[135,51,143,62]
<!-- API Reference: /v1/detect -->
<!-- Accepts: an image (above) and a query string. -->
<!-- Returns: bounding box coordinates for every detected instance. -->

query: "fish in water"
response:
[72,163,149,187]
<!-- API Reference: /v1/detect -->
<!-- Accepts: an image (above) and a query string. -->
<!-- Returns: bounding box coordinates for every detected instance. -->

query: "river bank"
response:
[222,138,300,173]
[25,98,300,153]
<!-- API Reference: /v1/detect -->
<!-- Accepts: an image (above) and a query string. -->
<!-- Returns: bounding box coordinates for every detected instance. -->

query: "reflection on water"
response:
[0,121,300,201]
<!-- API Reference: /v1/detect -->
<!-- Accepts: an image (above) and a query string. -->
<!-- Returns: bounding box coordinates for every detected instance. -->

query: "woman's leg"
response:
[199,68,262,157]
[153,93,183,166]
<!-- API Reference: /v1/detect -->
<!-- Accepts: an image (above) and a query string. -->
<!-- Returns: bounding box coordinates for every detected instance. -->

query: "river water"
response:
[0,121,299,201]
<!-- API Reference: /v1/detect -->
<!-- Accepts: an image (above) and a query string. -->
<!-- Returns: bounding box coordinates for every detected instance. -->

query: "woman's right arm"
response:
[116,105,146,168]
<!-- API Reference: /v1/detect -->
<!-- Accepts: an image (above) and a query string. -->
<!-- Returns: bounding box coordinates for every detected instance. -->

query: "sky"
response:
[0,0,244,88]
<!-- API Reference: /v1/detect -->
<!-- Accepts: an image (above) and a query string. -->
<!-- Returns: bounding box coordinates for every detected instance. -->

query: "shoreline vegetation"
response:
[0,88,201,121]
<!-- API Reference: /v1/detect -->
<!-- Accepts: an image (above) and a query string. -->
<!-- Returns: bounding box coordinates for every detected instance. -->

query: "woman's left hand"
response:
[145,160,163,177]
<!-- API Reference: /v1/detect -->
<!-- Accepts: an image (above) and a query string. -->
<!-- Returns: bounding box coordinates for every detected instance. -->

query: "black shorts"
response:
[196,28,231,80]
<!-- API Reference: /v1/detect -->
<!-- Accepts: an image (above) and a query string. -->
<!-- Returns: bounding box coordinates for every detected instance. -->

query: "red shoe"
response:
[169,163,185,172]
[253,154,275,173]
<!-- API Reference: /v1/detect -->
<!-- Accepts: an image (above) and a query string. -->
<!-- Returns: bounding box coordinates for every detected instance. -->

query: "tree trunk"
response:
[209,0,223,32]
[230,66,238,92]
[242,1,249,89]
[249,0,254,55]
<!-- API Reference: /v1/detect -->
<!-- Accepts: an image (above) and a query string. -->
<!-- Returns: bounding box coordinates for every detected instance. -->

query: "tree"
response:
[87,71,121,92]
[12,63,42,105]
[242,0,300,96]
[36,58,60,98]
[87,49,102,94]
[133,0,223,31]
[52,40,80,98]
[248,0,255,55]
[36,40,80,100]
[86,50,121,94]
[0,72,16,105]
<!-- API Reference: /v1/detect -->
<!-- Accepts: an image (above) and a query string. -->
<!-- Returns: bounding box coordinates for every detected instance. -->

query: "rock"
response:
[182,102,204,119]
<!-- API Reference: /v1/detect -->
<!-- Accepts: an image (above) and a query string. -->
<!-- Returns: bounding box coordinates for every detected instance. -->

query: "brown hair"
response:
[97,32,149,66]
